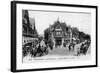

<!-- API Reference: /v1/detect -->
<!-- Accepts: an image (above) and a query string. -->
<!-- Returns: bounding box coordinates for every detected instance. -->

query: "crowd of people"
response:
[23,38,91,58]
[68,40,91,56]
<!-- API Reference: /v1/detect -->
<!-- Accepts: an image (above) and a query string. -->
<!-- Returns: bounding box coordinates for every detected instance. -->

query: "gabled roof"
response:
[51,20,67,32]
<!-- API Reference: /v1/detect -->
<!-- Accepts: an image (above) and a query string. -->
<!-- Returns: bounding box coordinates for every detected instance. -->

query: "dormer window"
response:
[55,25,62,31]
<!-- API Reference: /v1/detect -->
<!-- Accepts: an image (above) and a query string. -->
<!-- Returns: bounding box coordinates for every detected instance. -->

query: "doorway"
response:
[55,37,62,46]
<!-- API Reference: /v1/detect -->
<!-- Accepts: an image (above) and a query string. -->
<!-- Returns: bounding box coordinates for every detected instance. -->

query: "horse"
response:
[31,40,49,57]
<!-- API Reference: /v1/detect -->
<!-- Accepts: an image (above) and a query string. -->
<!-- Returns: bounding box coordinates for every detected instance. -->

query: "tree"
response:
[72,27,79,39]
[79,31,91,42]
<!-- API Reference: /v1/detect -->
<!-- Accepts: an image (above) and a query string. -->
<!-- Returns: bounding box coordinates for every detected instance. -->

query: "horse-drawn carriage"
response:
[22,39,50,57]
[80,40,90,55]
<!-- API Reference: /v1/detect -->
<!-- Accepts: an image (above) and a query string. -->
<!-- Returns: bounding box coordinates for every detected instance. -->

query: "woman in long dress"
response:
[74,43,82,56]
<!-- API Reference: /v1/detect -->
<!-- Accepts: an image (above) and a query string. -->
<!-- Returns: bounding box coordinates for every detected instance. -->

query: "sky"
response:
[28,10,91,35]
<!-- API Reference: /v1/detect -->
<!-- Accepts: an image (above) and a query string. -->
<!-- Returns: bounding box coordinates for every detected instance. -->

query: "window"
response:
[56,31,62,36]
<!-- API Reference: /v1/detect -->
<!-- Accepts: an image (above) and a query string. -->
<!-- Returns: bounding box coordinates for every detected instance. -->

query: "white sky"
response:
[29,10,91,35]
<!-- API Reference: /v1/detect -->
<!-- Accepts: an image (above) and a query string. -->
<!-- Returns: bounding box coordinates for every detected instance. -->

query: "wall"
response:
[0,0,99,73]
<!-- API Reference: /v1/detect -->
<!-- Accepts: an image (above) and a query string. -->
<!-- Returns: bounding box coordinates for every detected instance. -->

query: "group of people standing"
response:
[68,40,91,56]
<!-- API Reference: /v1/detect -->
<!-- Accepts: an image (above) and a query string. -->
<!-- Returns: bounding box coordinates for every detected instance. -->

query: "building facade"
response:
[45,19,73,47]
[22,10,38,45]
